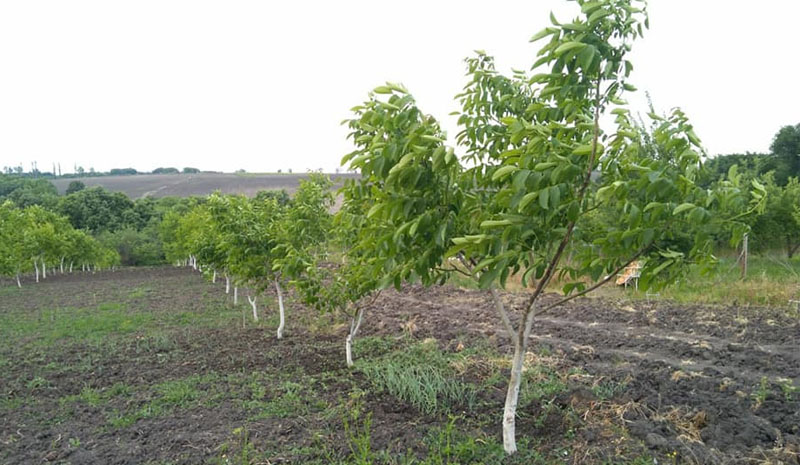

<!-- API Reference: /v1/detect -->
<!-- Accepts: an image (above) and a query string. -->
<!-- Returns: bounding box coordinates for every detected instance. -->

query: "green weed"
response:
[357,341,477,415]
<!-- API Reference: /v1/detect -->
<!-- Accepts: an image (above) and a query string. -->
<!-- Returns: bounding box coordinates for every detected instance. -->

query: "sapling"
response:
[275,279,285,339]
[340,0,763,453]
[247,295,259,321]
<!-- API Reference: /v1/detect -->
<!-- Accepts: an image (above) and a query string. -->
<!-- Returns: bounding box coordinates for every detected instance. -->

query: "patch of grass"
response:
[779,379,799,401]
[245,380,323,419]
[0,395,31,412]
[519,365,568,407]
[751,376,770,409]
[108,373,219,428]
[0,302,155,345]
[592,380,628,401]
[127,286,151,299]
[353,336,399,359]
[356,340,477,415]
[622,254,800,307]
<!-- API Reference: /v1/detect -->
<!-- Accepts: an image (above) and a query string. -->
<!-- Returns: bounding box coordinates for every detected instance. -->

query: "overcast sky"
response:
[1,1,798,174]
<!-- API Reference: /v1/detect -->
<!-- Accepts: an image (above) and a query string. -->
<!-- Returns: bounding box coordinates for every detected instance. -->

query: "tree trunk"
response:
[34,260,39,283]
[225,275,230,294]
[60,256,65,274]
[16,273,21,288]
[192,256,197,271]
[234,287,238,305]
[275,279,285,339]
[502,310,535,454]
[787,238,798,259]
[69,262,73,273]
[346,306,365,367]
[247,295,258,321]
[42,260,46,279]
[212,270,217,283]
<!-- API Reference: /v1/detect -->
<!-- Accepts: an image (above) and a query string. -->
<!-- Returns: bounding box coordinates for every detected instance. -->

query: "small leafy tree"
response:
[273,174,335,339]
[293,183,383,366]
[65,180,86,195]
[0,201,31,286]
[750,175,800,258]
[341,0,763,453]
[207,194,285,332]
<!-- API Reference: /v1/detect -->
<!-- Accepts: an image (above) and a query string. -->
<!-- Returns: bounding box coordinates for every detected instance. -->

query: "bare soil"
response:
[1,268,798,464]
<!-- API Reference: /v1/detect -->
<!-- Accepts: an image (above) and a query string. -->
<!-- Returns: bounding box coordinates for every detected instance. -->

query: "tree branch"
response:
[524,79,604,314]
[535,241,653,316]
[435,265,472,278]
[489,288,517,345]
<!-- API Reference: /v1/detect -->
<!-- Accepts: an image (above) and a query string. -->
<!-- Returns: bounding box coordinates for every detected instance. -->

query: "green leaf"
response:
[549,185,561,208]
[572,144,594,156]
[481,220,513,228]
[672,203,695,215]
[492,165,517,182]
[643,202,661,212]
[554,41,586,56]
[530,27,557,43]
[538,188,550,210]
[519,192,538,211]
[588,8,611,24]
[373,86,393,94]
[581,1,603,14]
[534,162,557,171]
[650,259,673,276]
[578,45,595,70]
[367,204,381,218]
[596,185,613,202]
[687,130,702,146]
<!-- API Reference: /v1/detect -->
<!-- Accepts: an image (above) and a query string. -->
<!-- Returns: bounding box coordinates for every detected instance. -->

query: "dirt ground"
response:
[1,268,798,464]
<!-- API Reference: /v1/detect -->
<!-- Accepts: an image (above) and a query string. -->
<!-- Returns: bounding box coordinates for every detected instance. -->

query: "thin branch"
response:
[364,289,383,308]
[351,306,366,339]
[489,288,517,345]
[523,79,604,315]
[435,266,472,278]
[535,242,654,316]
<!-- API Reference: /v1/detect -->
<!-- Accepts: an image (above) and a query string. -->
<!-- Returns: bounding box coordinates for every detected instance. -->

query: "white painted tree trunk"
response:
[502,310,535,454]
[212,270,216,283]
[60,256,65,274]
[34,261,39,283]
[191,256,197,271]
[16,273,21,288]
[247,295,258,321]
[345,306,365,367]
[275,279,285,339]
[69,262,73,273]
[42,260,46,279]
[225,275,230,294]
[233,287,238,305]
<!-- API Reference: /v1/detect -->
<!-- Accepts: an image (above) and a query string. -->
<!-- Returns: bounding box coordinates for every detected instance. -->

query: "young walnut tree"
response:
[341,0,763,454]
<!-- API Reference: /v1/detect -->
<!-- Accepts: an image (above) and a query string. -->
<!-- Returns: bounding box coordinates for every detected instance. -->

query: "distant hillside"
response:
[50,173,358,199]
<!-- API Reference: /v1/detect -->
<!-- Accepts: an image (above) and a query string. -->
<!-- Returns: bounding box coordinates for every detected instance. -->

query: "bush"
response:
[65,180,86,195]
[98,226,165,266]
[152,167,179,175]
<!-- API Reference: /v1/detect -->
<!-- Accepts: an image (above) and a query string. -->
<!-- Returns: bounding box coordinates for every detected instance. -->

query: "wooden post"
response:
[740,233,748,280]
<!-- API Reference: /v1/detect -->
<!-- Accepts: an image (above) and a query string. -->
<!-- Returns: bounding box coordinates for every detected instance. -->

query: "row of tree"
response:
[158,1,765,454]
[159,175,334,340]
[0,166,202,178]
[0,202,119,287]
[1,0,771,454]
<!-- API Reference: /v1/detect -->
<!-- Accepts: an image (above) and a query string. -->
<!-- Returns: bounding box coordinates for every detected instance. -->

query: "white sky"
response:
[1,1,798,174]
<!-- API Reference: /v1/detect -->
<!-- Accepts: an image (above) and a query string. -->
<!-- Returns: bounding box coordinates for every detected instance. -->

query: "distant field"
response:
[51,173,359,199]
